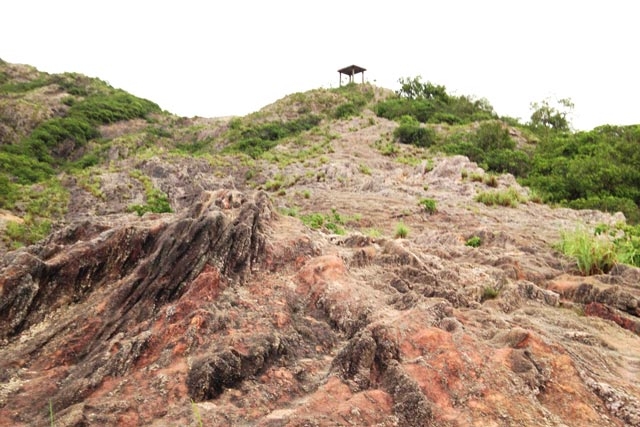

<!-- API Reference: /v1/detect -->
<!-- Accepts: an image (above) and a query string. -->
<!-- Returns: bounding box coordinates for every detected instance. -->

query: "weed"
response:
[483,174,499,187]
[481,286,499,302]
[475,188,527,208]
[466,236,482,247]
[364,228,383,238]
[359,163,372,175]
[556,227,617,275]
[419,198,437,214]
[126,171,172,216]
[394,222,409,239]
[191,399,203,427]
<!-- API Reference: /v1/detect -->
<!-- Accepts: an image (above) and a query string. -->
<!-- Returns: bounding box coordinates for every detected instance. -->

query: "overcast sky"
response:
[2,1,638,130]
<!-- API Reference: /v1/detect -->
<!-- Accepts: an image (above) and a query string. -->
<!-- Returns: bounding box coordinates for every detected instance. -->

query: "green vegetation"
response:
[557,227,617,275]
[394,222,409,239]
[299,208,358,235]
[223,114,321,158]
[466,236,482,248]
[521,125,640,223]
[358,163,371,175]
[475,188,527,208]
[439,121,530,176]
[393,115,436,147]
[375,76,496,125]
[419,197,437,214]
[481,286,500,302]
[332,83,375,119]
[2,178,68,248]
[126,171,172,216]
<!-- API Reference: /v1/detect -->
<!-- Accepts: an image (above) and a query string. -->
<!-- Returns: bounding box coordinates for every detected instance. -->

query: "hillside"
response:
[1,62,640,426]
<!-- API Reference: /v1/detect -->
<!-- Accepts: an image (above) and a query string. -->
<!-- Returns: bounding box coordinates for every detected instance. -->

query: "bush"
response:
[419,198,437,214]
[69,91,160,124]
[466,236,482,247]
[394,222,409,238]
[225,114,321,158]
[393,116,435,147]
[334,102,359,119]
[481,286,499,301]
[566,196,640,225]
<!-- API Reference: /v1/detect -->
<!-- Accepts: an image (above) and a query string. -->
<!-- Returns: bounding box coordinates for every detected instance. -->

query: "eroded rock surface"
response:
[2,147,640,426]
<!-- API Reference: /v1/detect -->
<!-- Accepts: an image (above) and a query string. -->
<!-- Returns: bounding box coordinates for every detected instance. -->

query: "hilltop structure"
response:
[338,64,366,86]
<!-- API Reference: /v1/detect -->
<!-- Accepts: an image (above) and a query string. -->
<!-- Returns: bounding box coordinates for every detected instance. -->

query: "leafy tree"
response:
[529,97,574,134]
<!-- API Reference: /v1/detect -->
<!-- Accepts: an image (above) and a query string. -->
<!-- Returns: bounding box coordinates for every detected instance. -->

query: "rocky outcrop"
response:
[2,146,640,426]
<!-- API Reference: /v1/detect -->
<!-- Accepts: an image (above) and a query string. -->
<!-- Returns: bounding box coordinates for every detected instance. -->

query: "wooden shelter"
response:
[338,65,366,86]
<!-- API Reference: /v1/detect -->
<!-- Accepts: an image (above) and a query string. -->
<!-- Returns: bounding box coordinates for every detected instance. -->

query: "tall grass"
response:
[557,227,617,275]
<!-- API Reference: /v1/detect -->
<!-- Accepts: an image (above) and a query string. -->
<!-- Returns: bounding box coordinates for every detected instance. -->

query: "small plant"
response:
[557,227,617,275]
[481,286,500,302]
[49,399,55,427]
[301,189,311,199]
[475,188,527,208]
[460,169,469,180]
[419,197,437,214]
[365,228,382,238]
[191,399,203,427]
[469,173,484,183]
[466,236,482,248]
[358,163,372,175]
[394,222,409,239]
[483,174,499,187]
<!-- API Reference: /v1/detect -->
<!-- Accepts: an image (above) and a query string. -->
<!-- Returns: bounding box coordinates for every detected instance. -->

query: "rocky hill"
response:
[1,62,640,426]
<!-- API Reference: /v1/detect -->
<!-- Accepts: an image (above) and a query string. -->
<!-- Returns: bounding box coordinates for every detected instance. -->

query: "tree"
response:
[529,97,574,134]
[397,76,449,103]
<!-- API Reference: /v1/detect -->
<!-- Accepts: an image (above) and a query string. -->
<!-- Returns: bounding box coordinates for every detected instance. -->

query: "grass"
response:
[191,399,203,427]
[481,286,500,302]
[358,163,372,175]
[126,170,172,216]
[556,227,617,275]
[394,222,409,239]
[418,197,437,214]
[299,208,360,235]
[475,187,527,208]
[49,399,55,427]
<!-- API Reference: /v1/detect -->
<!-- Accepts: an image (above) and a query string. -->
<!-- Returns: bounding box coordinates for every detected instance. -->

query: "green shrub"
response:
[127,171,172,216]
[4,218,51,248]
[466,236,482,247]
[566,196,640,225]
[593,223,640,268]
[394,222,409,238]
[0,151,54,183]
[225,114,321,158]
[393,116,435,147]
[419,197,437,214]
[557,227,617,275]
[358,163,371,175]
[69,90,160,124]
[0,174,17,209]
[481,286,499,301]
[334,103,359,119]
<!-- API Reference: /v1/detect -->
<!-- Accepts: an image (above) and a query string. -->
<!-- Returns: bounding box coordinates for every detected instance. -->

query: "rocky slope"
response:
[2,65,640,426]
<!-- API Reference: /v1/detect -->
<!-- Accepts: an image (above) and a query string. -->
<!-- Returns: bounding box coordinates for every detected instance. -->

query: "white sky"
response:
[2,0,638,130]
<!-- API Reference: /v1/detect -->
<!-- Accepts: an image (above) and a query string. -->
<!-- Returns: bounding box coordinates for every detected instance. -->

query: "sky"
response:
[2,0,638,130]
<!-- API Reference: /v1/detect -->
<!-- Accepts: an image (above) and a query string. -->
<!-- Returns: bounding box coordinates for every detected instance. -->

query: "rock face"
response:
[2,119,640,426]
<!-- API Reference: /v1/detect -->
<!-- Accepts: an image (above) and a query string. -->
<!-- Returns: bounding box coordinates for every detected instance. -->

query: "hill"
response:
[1,62,640,426]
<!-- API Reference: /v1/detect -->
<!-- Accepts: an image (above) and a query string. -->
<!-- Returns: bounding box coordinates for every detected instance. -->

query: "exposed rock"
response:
[2,106,640,427]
